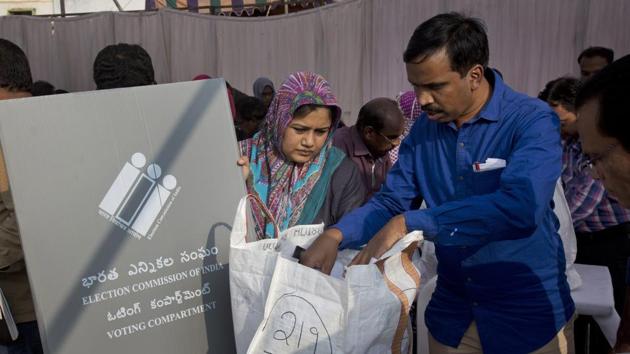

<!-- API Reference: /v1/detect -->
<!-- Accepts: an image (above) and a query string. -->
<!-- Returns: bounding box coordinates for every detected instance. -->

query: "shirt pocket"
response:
[472,168,504,195]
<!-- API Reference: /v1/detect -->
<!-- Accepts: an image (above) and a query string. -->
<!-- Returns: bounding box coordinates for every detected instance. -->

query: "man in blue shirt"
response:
[301,13,575,354]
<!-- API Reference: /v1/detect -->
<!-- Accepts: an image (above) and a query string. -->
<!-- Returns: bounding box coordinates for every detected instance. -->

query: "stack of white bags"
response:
[229,195,423,354]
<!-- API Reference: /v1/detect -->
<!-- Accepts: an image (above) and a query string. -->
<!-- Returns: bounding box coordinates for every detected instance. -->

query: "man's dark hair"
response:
[93,43,155,90]
[31,80,55,96]
[576,54,630,152]
[0,38,32,92]
[236,96,267,122]
[577,46,614,64]
[356,97,403,131]
[403,12,489,76]
[544,77,581,113]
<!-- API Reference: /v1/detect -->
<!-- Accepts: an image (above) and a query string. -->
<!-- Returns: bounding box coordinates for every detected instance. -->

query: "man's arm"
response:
[304,110,561,269]
[401,112,561,246]
[299,127,423,273]
[348,111,562,264]
[333,129,423,249]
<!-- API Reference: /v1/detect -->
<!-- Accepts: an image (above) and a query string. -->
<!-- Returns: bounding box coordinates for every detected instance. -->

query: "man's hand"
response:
[300,229,343,275]
[237,156,250,181]
[350,214,408,266]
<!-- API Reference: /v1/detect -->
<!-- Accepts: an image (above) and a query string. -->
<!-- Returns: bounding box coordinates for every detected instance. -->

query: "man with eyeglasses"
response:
[333,97,404,202]
[575,54,630,354]
[543,76,630,353]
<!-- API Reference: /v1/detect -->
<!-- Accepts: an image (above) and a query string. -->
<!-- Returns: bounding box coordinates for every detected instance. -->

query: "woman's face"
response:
[262,86,274,108]
[281,107,332,164]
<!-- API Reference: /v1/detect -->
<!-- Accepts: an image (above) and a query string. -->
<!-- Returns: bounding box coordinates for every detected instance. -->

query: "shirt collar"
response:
[468,69,504,124]
[350,125,371,157]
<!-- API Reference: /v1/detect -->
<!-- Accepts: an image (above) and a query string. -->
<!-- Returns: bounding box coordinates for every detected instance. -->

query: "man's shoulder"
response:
[332,125,354,151]
[406,113,431,135]
[333,125,352,140]
[501,85,554,121]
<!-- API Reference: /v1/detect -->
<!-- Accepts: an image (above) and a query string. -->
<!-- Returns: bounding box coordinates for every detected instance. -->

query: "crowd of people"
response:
[1,10,629,354]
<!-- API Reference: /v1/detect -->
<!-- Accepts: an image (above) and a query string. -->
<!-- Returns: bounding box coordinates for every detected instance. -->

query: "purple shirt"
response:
[562,137,630,232]
[333,125,391,201]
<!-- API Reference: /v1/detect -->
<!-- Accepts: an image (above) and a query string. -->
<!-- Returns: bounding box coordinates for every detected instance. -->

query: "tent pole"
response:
[112,0,123,11]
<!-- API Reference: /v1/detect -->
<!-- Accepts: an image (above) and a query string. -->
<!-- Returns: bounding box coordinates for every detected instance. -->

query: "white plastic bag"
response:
[247,231,423,354]
[229,195,334,353]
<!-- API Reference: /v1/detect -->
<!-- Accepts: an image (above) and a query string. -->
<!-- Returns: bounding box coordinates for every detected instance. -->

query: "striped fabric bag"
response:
[147,0,270,15]
[247,231,422,354]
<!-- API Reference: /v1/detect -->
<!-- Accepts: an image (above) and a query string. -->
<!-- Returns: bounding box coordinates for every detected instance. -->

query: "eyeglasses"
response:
[579,143,619,174]
[371,128,402,146]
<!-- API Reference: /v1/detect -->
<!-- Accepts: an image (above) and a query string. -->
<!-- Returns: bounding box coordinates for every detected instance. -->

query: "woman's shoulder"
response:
[327,147,356,175]
[317,150,366,226]
[337,155,359,174]
[330,154,362,187]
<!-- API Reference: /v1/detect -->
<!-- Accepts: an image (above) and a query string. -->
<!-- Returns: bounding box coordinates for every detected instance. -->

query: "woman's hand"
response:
[237,156,250,180]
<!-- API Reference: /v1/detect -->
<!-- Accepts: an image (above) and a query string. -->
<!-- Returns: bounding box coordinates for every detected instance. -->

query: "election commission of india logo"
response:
[98,152,181,240]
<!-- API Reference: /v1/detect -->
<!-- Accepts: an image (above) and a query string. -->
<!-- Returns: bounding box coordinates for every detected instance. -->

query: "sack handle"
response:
[244,194,280,240]
[371,231,423,264]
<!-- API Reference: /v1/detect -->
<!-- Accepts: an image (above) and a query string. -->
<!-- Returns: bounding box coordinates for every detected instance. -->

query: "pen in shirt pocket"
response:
[473,158,506,172]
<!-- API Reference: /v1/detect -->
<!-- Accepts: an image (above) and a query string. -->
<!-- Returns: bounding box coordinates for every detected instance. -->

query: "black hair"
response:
[54,89,69,94]
[356,97,403,131]
[293,104,334,122]
[236,96,267,122]
[93,43,155,90]
[0,38,32,92]
[578,47,614,64]
[403,12,489,76]
[545,77,581,113]
[31,80,55,96]
[538,78,560,101]
[230,85,249,105]
[576,54,630,152]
